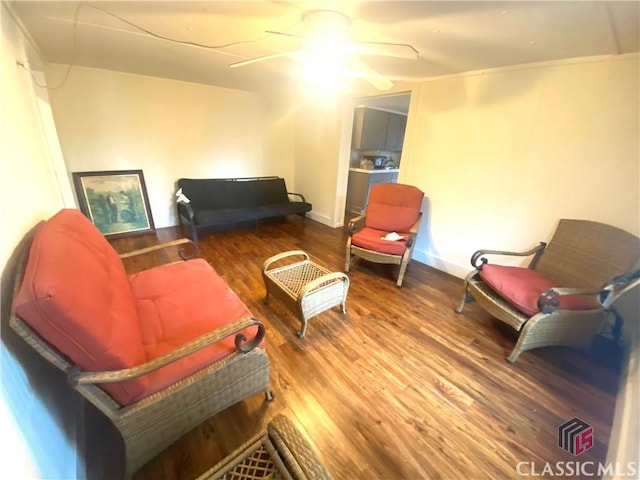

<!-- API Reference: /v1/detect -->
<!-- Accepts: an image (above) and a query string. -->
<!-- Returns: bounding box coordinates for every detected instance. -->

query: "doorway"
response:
[344,92,412,222]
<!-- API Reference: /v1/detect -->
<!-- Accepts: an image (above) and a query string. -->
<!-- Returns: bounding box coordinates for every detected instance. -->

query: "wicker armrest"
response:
[119,238,198,261]
[268,415,334,480]
[405,213,422,247]
[347,214,366,234]
[538,269,640,313]
[288,192,307,202]
[470,241,547,269]
[68,316,264,386]
[298,272,349,298]
[536,287,602,314]
[263,250,309,272]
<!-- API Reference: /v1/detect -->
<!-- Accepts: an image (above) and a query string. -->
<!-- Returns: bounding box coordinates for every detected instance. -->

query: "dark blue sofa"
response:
[177,176,312,242]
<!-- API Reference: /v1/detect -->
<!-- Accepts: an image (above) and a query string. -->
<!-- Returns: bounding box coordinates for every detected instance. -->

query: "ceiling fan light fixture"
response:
[230,8,399,91]
[298,50,347,93]
[301,10,351,43]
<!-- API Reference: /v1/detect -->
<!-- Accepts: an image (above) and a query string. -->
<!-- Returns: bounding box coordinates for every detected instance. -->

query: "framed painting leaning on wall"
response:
[72,169,155,238]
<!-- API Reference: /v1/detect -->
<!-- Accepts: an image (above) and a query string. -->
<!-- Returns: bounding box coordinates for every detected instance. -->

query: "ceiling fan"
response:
[229,10,419,91]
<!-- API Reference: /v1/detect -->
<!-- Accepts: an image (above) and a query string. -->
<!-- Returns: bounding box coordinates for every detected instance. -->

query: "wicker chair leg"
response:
[297,320,308,338]
[265,390,275,401]
[396,261,408,287]
[506,345,522,363]
[455,276,474,313]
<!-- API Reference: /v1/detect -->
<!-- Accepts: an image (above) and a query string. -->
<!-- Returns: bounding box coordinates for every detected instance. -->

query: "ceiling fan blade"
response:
[229,51,296,68]
[265,30,308,41]
[345,41,419,60]
[346,59,394,91]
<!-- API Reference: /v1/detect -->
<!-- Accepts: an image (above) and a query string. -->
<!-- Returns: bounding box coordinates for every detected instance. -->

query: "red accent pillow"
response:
[479,264,597,316]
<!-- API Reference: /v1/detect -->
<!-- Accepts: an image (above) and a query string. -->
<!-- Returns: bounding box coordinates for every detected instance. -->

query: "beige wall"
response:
[45,65,297,228]
[1,5,78,478]
[292,91,354,227]
[400,54,639,277]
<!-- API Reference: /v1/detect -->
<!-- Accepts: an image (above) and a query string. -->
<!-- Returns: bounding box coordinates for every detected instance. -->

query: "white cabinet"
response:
[346,169,399,214]
[351,107,407,152]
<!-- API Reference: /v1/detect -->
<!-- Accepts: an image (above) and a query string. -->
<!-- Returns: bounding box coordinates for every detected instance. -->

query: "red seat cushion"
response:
[128,258,260,402]
[12,209,148,405]
[479,264,597,316]
[351,227,409,256]
[365,183,424,232]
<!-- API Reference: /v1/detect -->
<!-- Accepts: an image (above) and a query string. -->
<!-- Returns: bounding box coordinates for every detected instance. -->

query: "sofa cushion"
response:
[351,227,409,256]
[256,202,311,218]
[12,209,148,405]
[479,264,597,316]
[365,183,423,233]
[179,178,291,210]
[248,178,289,205]
[177,178,228,210]
[128,258,260,402]
[194,207,260,226]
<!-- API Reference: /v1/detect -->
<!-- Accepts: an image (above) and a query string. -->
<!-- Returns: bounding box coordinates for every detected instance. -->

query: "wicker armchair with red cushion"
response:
[10,209,272,478]
[456,218,639,362]
[345,183,424,287]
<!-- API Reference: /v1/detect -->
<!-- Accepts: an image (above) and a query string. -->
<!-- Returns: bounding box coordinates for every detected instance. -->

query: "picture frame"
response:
[72,169,155,238]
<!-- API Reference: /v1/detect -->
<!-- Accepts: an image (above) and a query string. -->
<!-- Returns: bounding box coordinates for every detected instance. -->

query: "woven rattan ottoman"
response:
[262,250,349,338]
[196,414,333,480]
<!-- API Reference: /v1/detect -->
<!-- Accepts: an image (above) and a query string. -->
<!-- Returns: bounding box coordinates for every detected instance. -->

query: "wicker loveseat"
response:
[10,209,272,478]
[177,176,312,242]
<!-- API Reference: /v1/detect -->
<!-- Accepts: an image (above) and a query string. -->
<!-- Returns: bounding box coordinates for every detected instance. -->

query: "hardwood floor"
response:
[103,217,620,480]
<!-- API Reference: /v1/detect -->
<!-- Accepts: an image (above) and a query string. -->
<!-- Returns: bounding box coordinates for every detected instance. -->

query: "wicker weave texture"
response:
[349,246,402,266]
[262,252,349,338]
[10,313,271,478]
[118,350,270,476]
[467,280,531,331]
[535,219,639,289]
[266,261,331,295]
[457,218,639,362]
[9,233,273,479]
[197,415,332,480]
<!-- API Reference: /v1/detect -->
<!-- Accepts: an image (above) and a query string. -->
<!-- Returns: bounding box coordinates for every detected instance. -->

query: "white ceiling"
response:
[8,1,640,98]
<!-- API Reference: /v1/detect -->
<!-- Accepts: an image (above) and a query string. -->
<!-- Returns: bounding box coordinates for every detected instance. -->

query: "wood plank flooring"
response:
[101,217,620,480]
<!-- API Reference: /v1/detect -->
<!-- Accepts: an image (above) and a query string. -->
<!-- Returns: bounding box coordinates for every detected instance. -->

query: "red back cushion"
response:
[479,264,597,316]
[12,209,147,404]
[365,183,424,232]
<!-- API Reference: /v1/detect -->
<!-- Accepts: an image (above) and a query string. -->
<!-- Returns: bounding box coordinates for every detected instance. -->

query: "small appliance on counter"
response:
[361,154,389,170]
[359,157,374,170]
[384,159,398,169]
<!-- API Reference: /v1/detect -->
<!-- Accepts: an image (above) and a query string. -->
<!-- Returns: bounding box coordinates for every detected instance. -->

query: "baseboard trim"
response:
[307,211,333,227]
[412,249,469,279]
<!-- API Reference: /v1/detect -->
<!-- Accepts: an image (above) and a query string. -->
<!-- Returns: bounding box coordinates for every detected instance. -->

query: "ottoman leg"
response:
[297,318,308,338]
